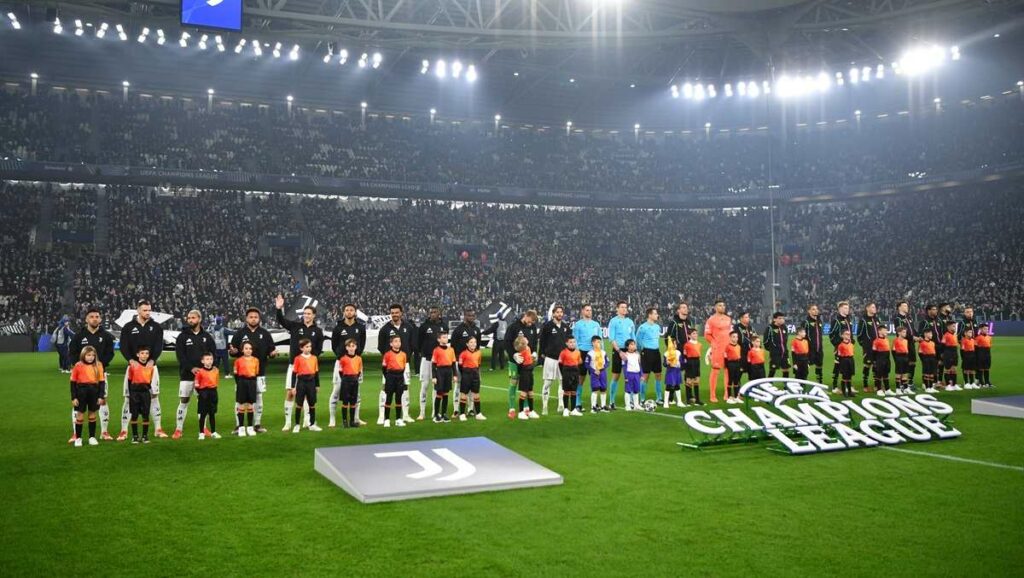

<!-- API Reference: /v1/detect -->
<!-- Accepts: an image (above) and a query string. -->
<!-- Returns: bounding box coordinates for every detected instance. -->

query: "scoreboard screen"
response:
[181,0,243,32]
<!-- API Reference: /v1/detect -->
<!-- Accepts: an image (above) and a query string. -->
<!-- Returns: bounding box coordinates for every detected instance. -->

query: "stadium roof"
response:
[2,0,1023,124]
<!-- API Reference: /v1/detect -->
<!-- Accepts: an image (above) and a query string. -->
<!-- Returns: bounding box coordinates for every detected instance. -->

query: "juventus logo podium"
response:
[314,437,563,503]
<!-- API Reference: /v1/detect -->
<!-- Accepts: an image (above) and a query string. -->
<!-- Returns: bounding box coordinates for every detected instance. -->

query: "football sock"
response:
[142,421,149,437]
[655,379,663,400]
[75,421,83,438]
[117,402,128,434]
[131,420,138,437]
[237,412,245,427]
[88,419,96,438]
[253,393,263,426]
[176,402,188,431]
[609,379,619,405]
[150,397,162,430]
[473,398,481,414]
[283,399,294,426]
[308,408,315,426]
[99,401,112,434]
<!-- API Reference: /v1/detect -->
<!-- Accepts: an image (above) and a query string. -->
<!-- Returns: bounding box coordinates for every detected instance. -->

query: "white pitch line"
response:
[878,446,1023,472]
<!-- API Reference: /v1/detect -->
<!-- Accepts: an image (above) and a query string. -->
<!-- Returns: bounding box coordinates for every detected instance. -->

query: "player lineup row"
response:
[65,299,995,445]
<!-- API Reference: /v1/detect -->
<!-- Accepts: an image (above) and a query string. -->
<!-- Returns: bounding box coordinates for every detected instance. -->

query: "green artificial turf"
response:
[1,340,1022,577]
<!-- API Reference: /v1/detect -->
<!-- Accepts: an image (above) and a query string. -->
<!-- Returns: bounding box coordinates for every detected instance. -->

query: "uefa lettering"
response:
[680,378,961,455]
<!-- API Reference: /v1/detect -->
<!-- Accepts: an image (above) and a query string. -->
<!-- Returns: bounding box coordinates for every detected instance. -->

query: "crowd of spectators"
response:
[0,184,63,332]
[781,188,1024,321]
[2,88,1022,197]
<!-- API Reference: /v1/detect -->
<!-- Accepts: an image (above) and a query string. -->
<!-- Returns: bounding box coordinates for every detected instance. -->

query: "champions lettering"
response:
[682,378,960,455]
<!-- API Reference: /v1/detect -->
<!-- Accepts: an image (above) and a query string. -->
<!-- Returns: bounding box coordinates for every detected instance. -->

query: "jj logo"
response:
[374,448,477,481]
[293,296,320,316]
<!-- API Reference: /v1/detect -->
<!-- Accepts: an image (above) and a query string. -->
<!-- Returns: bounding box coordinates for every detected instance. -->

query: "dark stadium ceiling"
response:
[3,0,1024,124]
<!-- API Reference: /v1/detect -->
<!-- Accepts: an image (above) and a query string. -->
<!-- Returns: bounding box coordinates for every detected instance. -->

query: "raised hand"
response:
[275,294,285,310]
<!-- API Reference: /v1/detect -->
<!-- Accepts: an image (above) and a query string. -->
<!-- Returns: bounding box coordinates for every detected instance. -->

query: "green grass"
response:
[1,340,1023,577]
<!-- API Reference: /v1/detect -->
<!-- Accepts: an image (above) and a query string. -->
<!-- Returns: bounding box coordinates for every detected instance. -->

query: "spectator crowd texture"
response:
[2,180,1022,335]
[1,86,1023,334]
[2,88,1023,197]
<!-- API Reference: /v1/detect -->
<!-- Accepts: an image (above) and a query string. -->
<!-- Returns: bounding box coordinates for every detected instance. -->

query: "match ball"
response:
[643,399,657,413]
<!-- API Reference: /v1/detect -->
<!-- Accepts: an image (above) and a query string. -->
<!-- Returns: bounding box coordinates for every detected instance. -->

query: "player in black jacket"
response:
[376,304,416,424]
[275,294,326,430]
[116,300,167,441]
[828,301,854,392]
[172,309,215,438]
[416,307,446,420]
[763,312,790,378]
[856,303,883,392]
[801,304,825,384]
[229,307,278,433]
[329,304,367,427]
[67,308,117,443]
[539,306,571,414]
[894,301,917,387]
[732,311,756,379]
[504,310,539,416]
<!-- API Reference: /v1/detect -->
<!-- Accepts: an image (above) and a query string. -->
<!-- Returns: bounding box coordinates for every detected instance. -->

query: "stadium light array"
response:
[451,60,463,79]
[96,22,108,39]
[372,52,382,69]
[669,43,959,102]
[435,59,447,78]
[358,53,368,68]
[137,27,149,43]
[207,88,214,95]
[272,42,282,58]
[30,72,38,79]
[122,80,129,87]
[117,24,127,41]
[52,17,62,34]
[494,114,501,121]
[74,19,83,36]
[156,29,165,45]
[338,48,347,64]
[286,95,293,102]
[289,44,300,61]
[235,38,246,54]
[421,59,429,74]
[7,11,20,30]
[253,41,262,57]
[179,31,190,48]
[360,101,367,109]
[466,65,478,83]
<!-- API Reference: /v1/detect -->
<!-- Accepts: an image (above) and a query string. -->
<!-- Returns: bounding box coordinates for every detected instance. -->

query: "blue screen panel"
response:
[181,0,242,32]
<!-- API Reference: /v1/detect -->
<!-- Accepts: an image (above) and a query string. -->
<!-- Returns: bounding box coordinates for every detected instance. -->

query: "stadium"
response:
[1,0,1023,575]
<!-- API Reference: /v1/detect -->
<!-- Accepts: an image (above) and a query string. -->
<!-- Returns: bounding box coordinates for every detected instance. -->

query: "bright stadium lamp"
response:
[724,83,733,97]
[116,24,127,41]
[96,22,108,38]
[75,19,83,36]
[289,44,300,60]
[494,114,501,121]
[286,95,294,102]
[272,42,282,58]
[451,60,463,79]
[670,85,679,98]
[707,84,717,98]
[430,108,437,115]
[122,80,129,87]
[566,120,572,127]
[208,88,215,95]
[693,83,705,100]
[435,59,447,78]
[338,48,348,64]
[747,81,759,98]
[737,82,746,96]
[682,82,693,99]
[634,123,640,130]
[138,27,150,43]
[53,18,63,34]
[30,72,38,79]
[421,59,429,74]
[372,52,382,69]
[156,29,165,45]
[466,65,477,83]
[360,101,367,109]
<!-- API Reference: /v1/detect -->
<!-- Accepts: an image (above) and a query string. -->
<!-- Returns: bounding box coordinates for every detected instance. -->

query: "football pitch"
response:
[2,340,1022,577]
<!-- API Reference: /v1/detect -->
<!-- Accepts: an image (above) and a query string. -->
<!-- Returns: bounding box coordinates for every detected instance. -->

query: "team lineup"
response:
[66,295,995,445]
